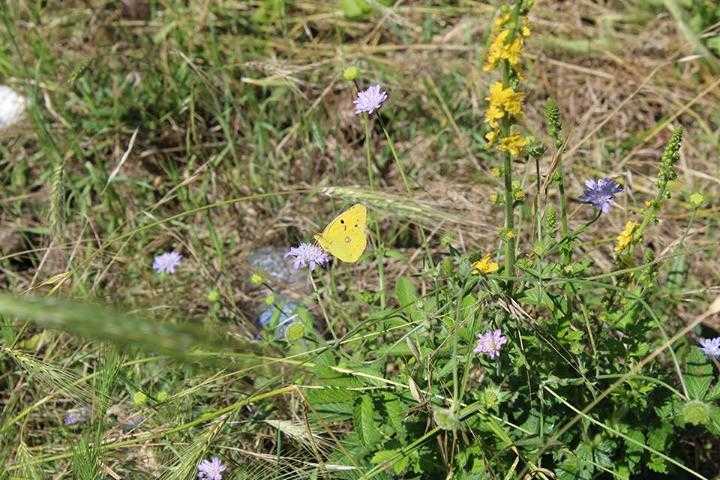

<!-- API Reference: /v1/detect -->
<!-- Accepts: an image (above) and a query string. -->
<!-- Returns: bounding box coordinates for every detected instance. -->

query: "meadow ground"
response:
[1,0,720,479]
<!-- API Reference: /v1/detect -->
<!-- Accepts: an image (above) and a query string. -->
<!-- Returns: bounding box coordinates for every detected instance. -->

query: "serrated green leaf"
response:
[355,396,382,447]
[648,455,668,473]
[647,423,672,450]
[383,394,407,442]
[707,405,720,435]
[371,449,409,475]
[706,382,720,401]
[304,386,359,405]
[685,347,714,399]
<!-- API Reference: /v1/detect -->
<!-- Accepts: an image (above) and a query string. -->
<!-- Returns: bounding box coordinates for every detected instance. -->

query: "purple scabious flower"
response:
[474,329,508,359]
[152,251,182,274]
[198,457,226,480]
[699,337,720,358]
[578,177,624,213]
[353,84,388,115]
[285,243,329,271]
[63,406,91,426]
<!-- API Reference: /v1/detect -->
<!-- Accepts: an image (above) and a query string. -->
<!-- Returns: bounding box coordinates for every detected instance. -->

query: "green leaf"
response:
[394,276,424,322]
[482,416,513,449]
[355,396,383,447]
[521,285,554,309]
[383,394,407,442]
[556,447,593,480]
[339,0,370,19]
[685,347,713,400]
[707,405,720,435]
[371,449,409,475]
[706,382,720,401]
[304,387,358,417]
[305,386,358,405]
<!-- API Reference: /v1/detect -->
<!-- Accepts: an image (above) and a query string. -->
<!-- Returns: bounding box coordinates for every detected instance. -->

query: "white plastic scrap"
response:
[0,85,26,130]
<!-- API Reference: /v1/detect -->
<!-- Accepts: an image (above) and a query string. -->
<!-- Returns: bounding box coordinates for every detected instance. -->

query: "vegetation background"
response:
[1,0,720,478]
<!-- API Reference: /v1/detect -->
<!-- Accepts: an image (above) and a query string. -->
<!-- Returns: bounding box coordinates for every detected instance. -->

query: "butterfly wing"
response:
[314,204,367,263]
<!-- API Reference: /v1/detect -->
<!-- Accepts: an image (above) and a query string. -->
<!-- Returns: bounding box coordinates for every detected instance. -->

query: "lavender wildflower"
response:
[353,84,388,115]
[285,243,329,271]
[474,329,508,359]
[198,457,226,480]
[152,251,182,274]
[63,406,91,426]
[699,337,720,358]
[578,177,624,214]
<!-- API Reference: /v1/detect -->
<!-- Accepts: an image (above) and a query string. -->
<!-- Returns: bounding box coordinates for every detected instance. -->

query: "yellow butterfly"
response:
[314,204,367,263]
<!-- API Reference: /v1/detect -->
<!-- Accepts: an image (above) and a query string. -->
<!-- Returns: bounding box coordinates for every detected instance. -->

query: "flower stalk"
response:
[483,1,530,288]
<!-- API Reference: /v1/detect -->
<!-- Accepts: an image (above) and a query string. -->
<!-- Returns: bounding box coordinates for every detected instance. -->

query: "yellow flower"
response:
[484,104,505,129]
[473,254,499,274]
[493,13,511,30]
[485,130,497,145]
[484,25,529,72]
[501,228,515,240]
[498,133,528,157]
[615,221,638,253]
[484,82,524,129]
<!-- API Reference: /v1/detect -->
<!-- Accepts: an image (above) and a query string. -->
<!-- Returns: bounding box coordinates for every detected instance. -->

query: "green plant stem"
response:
[363,115,375,189]
[501,63,516,286]
[309,273,337,342]
[556,165,570,264]
[534,156,542,242]
[378,116,411,193]
[502,151,515,281]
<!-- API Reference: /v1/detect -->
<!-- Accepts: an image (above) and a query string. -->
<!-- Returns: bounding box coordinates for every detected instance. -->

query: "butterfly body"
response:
[314,204,367,263]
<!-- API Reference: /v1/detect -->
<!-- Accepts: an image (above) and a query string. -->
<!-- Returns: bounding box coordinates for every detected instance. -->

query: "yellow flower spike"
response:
[473,254,499,275]
[615,221,639,253]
